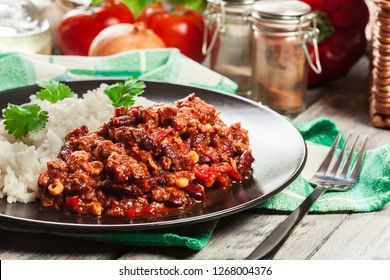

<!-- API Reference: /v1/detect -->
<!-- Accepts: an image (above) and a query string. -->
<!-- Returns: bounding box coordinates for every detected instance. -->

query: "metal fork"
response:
[246,133,367,260]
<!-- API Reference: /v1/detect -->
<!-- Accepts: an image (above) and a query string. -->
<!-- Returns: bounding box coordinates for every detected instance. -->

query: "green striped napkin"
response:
[259,118,390,213]
[0,220,216,250]
[0,49,238,93]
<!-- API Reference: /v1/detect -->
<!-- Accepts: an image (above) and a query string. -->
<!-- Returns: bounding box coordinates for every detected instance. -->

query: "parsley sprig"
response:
[104,78,145,107]
[2,104,49,139]
[2,80,75,139]
[36,80,75,103]
[2,79,146,139]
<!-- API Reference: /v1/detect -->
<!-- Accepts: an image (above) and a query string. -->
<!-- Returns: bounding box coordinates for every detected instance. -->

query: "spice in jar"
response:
[250,0,321,117]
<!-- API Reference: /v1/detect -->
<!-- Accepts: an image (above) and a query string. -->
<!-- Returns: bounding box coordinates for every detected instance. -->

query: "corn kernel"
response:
[90,202,102,215]
[205,124,213,130]
[175,178,189,188]
[48,179,64,196]
[205,178,216,187]
[174,135,183,144]
[84,202,93,207]
[188,151,199,163]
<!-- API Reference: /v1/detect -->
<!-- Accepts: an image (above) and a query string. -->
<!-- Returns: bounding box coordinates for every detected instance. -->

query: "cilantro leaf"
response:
[104,78,145,107]
[36,80,75,103]
[2,103,49,139]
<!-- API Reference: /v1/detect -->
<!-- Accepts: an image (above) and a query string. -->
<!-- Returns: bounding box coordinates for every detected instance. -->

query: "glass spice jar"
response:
[250,0,321,117]
[203,0,255,97]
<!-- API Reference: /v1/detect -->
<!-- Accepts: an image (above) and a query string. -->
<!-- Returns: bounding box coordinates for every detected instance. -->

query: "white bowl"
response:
[0,18,52,54]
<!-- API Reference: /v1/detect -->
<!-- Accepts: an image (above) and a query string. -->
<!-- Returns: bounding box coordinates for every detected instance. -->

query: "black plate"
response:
[0,80,306,231]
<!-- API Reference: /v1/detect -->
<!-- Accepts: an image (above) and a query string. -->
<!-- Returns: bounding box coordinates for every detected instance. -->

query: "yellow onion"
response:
[88,22,166,56]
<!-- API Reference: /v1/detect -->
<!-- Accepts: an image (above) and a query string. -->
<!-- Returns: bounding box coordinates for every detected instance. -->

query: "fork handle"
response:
[246,186,326,260]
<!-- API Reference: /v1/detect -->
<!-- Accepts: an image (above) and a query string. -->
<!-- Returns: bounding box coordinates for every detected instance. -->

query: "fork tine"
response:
[348,136,367,182]
[327,134,351,177]
[337,135,359,178]
[316,133,342,175]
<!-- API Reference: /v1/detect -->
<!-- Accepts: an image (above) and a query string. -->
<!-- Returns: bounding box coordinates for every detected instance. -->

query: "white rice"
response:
[0,83,153,203]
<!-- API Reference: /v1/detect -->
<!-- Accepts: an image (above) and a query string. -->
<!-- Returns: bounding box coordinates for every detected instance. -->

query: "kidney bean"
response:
[237,151,254,176]
[140,136,157,151]
[198,155,212,164]
[109,115,136,127]
[162,144,177,159]
[190,133,205,147]
[155,170,168,185]
[59,143,73,162]
[166,196,185,208]
[185,183,205,200]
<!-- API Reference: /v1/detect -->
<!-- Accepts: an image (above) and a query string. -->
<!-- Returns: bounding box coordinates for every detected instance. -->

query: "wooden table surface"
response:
[1,55,390,260]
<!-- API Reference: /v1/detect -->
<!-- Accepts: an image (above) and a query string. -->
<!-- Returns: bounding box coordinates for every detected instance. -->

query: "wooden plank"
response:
[272,214,349,259]
[310,205,390,259]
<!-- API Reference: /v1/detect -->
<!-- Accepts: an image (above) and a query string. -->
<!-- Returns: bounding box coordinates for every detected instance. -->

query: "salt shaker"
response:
[203,0,255,97]
[250,0,321,117]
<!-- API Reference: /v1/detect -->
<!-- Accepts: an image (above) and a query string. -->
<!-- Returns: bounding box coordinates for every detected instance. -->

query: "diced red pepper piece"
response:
[216,174,231,188]
[65,196,80,207]
[130,108,139,118]
[124,208,138,217]
[114,107,125,117]
[212,162,233,173]
[124,207,157,217]
[229,169,242,182]
[195,163,234,187]
[194,166,213,180]
[142,206,157,215]
[194,166,219,187]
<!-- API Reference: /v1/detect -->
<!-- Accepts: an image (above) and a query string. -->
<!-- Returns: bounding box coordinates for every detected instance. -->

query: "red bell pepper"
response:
[65,196,80,207]
[300,0,369,87]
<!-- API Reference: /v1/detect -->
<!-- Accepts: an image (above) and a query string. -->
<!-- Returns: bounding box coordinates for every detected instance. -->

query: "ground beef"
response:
[38,94,254,219]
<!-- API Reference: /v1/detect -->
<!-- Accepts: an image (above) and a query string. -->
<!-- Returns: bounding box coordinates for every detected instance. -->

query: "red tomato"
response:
[58,0,134,56]
[137,2,206,63]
